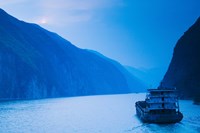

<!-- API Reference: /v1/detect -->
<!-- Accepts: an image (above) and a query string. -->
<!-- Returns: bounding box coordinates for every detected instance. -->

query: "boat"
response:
[135,87,183,123]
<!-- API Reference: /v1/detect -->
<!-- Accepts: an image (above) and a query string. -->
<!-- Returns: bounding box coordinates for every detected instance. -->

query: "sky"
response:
[1,0,200,72]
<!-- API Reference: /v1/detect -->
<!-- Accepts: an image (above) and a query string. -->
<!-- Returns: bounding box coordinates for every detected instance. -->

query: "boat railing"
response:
[146,94,177,98]
[147,105,179,110]
[146,99,178,103]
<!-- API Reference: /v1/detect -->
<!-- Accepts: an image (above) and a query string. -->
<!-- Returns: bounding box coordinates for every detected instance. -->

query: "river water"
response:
[0,94,200,133]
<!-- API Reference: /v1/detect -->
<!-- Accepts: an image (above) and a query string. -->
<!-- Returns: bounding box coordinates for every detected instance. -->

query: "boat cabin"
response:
[145,89,180,113]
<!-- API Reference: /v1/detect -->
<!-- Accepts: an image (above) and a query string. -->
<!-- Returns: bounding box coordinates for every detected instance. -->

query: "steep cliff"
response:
[0,9,145,99]
[162,17,200,103]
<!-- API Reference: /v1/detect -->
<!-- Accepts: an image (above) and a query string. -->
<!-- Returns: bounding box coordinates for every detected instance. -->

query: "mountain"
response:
[88,50,147,92]
[162,17,200,103]
[0,8,145,99]
[126,66,165,88]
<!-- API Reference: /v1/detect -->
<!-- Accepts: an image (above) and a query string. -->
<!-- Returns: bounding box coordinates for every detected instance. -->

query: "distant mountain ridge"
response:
[162,17,200,103]
[88,50,147,92]
[0,8,145,99]
[125,66,166,88]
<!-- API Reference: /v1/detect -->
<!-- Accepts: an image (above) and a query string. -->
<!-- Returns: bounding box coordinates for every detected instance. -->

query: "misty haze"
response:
[0,1,200,133]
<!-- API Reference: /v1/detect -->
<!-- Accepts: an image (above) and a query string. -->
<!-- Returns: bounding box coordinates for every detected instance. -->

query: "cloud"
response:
[1,0,124,26]
[39,0,122,10]
[35,0,123,26]
[31,13,91,27]
[0,0,26,6]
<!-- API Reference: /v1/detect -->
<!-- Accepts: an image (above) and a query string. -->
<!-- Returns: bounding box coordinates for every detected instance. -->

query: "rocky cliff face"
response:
[162,17,200,103]
[0,9,145,99]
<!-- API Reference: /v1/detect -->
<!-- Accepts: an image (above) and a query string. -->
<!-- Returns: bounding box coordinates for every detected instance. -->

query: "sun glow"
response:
[39,18,47,24]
